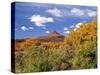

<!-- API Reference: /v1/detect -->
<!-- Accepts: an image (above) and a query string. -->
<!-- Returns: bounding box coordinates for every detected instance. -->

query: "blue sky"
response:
[14,2,97,39]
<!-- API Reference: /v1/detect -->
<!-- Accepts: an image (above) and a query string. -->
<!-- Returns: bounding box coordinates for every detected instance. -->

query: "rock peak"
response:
[49,31,60,36]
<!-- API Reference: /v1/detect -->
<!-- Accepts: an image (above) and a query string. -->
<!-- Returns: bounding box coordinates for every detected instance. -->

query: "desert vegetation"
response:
[14,19,97,73]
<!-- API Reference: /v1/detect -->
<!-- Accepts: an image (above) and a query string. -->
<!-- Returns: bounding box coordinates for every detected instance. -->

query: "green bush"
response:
[72,41,97,69]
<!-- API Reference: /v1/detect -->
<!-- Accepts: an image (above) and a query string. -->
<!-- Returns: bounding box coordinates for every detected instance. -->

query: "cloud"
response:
[46,8,63,17]
[29,27,34,30]
[86,9,97,17]
[30,15,54,27]
[64,27,68,30]
[45,30,50,34]
[21,26,34,31]
[64,31,70,34]
[69,25,74,28]
[46,8,96,18]
[73,21,86,31]
[75,22,83,28]
[21,26,28,31]
[70,8,97,17]
[70,8,84,16]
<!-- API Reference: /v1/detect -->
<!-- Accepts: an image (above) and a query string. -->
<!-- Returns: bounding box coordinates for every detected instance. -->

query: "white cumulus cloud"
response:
[64,31,70,34]
[46,8,62,17]
[71,8,84,16]
[64,27,68,30]
[75,22,83,28]
[30,15,54,27]
[86,9,97,17]
[69,25,74,28]
[70,8,97,17]
[21,26,28,31]
[21,26,34,31]
[45,30,50,34]
[29,27,34,30]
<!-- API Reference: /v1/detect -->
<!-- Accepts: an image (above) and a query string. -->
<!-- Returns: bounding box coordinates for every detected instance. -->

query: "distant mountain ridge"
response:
[48,31,61,36]
[15,31,64,42]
